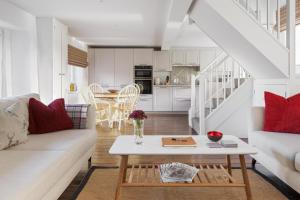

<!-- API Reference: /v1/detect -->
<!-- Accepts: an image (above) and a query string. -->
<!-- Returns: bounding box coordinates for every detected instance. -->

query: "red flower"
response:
[129,110,147,120]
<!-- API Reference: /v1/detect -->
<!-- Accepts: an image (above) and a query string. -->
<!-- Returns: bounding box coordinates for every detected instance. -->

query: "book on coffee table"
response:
[162,137,197,147]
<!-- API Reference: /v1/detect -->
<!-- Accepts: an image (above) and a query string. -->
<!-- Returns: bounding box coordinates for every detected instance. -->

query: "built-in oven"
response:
[134,66,152,79]
[134,66,153,94]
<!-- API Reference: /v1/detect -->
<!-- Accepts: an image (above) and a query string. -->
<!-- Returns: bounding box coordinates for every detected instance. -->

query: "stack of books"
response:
[207,140,238,148]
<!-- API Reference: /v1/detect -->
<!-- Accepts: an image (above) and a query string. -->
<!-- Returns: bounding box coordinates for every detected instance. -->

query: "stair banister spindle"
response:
[191,74,196,119]
[267,0,270,30]
[216,67,219,106]
[209,69,213,112]
[230,59,234,95]
[256,0,259,20]
[238,62,241,87]
[199,75,206,134]
[222,62,226,100]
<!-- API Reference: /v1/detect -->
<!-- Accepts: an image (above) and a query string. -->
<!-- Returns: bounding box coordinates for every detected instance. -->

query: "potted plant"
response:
[129,110,147,144]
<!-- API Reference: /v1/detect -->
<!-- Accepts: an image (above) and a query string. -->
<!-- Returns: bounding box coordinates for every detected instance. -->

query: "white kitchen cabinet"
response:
[171,50,186,65]
[134,49,153,65]
[153,50,171,71]
[136,95,153,111]
[153,87,173,111]
[94,48,115,87]
[172,87,191,111]
[186,50,199,65]
[37,18,68,103]
[115,49,133,87]
[199,48,219,70]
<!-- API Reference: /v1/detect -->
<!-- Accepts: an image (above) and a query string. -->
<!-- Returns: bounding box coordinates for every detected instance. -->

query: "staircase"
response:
[189,0,290,79]
[189,52,253,134]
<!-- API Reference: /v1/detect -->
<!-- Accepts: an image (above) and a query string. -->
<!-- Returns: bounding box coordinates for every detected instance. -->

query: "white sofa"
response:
[249,107,300,193]
[0,94,97,200]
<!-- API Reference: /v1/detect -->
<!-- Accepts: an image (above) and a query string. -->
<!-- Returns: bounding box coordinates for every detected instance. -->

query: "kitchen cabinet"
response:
[37,18,68,103]
[153,50,171,71]
[172,87,191,111]
[136,95,153,111]
[186,50,199,65]
[115,49,133,87]
[153,87,173,111]
[134,49,153,65]
[171,50,186,65]
[199,48,220,70]
[94,48,115,87]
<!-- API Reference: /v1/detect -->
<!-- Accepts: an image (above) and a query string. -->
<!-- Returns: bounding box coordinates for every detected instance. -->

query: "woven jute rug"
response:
[75,168,287,200]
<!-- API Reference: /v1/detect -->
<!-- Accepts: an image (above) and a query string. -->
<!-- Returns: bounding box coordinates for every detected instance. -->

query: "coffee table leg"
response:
[115,155,128,200]
[226,155,232,176]
[239,155,252,200]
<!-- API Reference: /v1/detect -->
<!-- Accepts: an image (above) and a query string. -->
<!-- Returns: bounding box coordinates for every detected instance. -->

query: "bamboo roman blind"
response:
[278,0,300,32]
[68,45,88,68]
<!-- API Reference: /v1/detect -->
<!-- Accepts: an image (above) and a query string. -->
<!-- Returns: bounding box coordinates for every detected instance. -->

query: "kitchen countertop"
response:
[153,84,191,87]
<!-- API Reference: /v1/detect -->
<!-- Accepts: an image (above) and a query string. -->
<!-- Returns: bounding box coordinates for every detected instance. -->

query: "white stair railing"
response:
[190,53,251,134]
[233,0,287,46]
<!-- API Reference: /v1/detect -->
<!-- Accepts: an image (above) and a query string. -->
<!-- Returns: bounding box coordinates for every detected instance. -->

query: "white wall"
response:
[0,1,38,96]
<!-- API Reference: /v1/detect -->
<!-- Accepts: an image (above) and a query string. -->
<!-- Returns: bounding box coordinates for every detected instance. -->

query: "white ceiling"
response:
[7,0,215,47]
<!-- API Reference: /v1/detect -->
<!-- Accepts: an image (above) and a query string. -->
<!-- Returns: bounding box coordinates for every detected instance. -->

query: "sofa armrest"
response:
[251,107,264,131]
[86,104,96,129]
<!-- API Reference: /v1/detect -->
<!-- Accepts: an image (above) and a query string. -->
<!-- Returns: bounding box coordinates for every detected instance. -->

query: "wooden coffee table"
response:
[109,135,257,200]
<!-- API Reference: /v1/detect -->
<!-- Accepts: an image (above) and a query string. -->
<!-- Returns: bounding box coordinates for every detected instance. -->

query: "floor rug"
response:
[74,167,287,200]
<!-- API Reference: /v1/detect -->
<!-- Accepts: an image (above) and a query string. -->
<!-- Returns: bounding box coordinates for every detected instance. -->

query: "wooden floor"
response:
[59,114,252,200]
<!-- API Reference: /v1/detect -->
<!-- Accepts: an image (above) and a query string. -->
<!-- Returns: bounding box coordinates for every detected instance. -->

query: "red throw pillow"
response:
[28,98,73,134]
[264,92,300,133]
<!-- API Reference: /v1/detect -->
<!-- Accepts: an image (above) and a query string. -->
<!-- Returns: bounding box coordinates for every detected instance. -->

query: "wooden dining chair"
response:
[80,86,111,126]
[89,83,106,94]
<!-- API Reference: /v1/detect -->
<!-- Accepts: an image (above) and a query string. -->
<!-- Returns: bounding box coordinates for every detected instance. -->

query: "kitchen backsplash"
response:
[153,66,199,85]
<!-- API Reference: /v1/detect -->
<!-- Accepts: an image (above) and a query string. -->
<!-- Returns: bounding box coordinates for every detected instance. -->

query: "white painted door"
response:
[172,50,185,65]
[153,87,173,111]
[53,22,62,100]
[186,50,199,65]
[154,50,171,71]
[115,49,133,87]
[133,49,153,65]
[94,49,115,87]
[60,24,68,99]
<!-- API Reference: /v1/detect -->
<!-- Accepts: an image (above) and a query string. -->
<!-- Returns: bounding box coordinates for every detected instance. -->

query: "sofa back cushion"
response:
[264,92,300,133]
[28,98,73,134]
[0,102,28,149]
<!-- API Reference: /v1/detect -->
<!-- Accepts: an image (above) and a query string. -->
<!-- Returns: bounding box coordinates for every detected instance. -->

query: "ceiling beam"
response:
[161,0,193,50]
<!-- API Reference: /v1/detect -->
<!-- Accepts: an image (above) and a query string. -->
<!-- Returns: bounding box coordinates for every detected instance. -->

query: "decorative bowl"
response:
[108,89,119,94]
[207,131,223,142]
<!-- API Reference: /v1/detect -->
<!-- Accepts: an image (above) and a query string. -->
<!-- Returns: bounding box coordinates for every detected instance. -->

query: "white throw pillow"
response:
[0,102,28,150]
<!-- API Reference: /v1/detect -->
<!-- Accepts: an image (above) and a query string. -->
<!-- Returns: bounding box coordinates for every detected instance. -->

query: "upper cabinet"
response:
[186,50,199,65]
[171,50,200,66]
[171,50,186,65]
[153,50,171,71]
[115,49,133,87]
[134,49,153,65]
[94,48,115,87]
[199,48,220,70]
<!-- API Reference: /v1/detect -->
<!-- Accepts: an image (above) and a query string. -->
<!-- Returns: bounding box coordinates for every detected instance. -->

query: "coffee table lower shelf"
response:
[121,163,244,188]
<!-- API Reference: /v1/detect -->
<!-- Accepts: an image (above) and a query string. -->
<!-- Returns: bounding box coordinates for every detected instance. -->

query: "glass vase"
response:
[133,119,144,144]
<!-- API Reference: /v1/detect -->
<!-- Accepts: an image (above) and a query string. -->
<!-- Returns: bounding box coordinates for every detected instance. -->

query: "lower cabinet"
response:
[136,95,153,111]
[172,87,191,111]
[153,87,173,111]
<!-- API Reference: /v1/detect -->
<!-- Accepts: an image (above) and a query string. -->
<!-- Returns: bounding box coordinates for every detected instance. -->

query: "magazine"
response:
[159,162,199,183]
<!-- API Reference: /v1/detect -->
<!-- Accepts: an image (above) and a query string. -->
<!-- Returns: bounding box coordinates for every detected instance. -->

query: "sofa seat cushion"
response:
[250,131,300,170]
[295,153,300,172]
[0,151,73,200]
[0,129,97,200]
[11,129,97,155]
